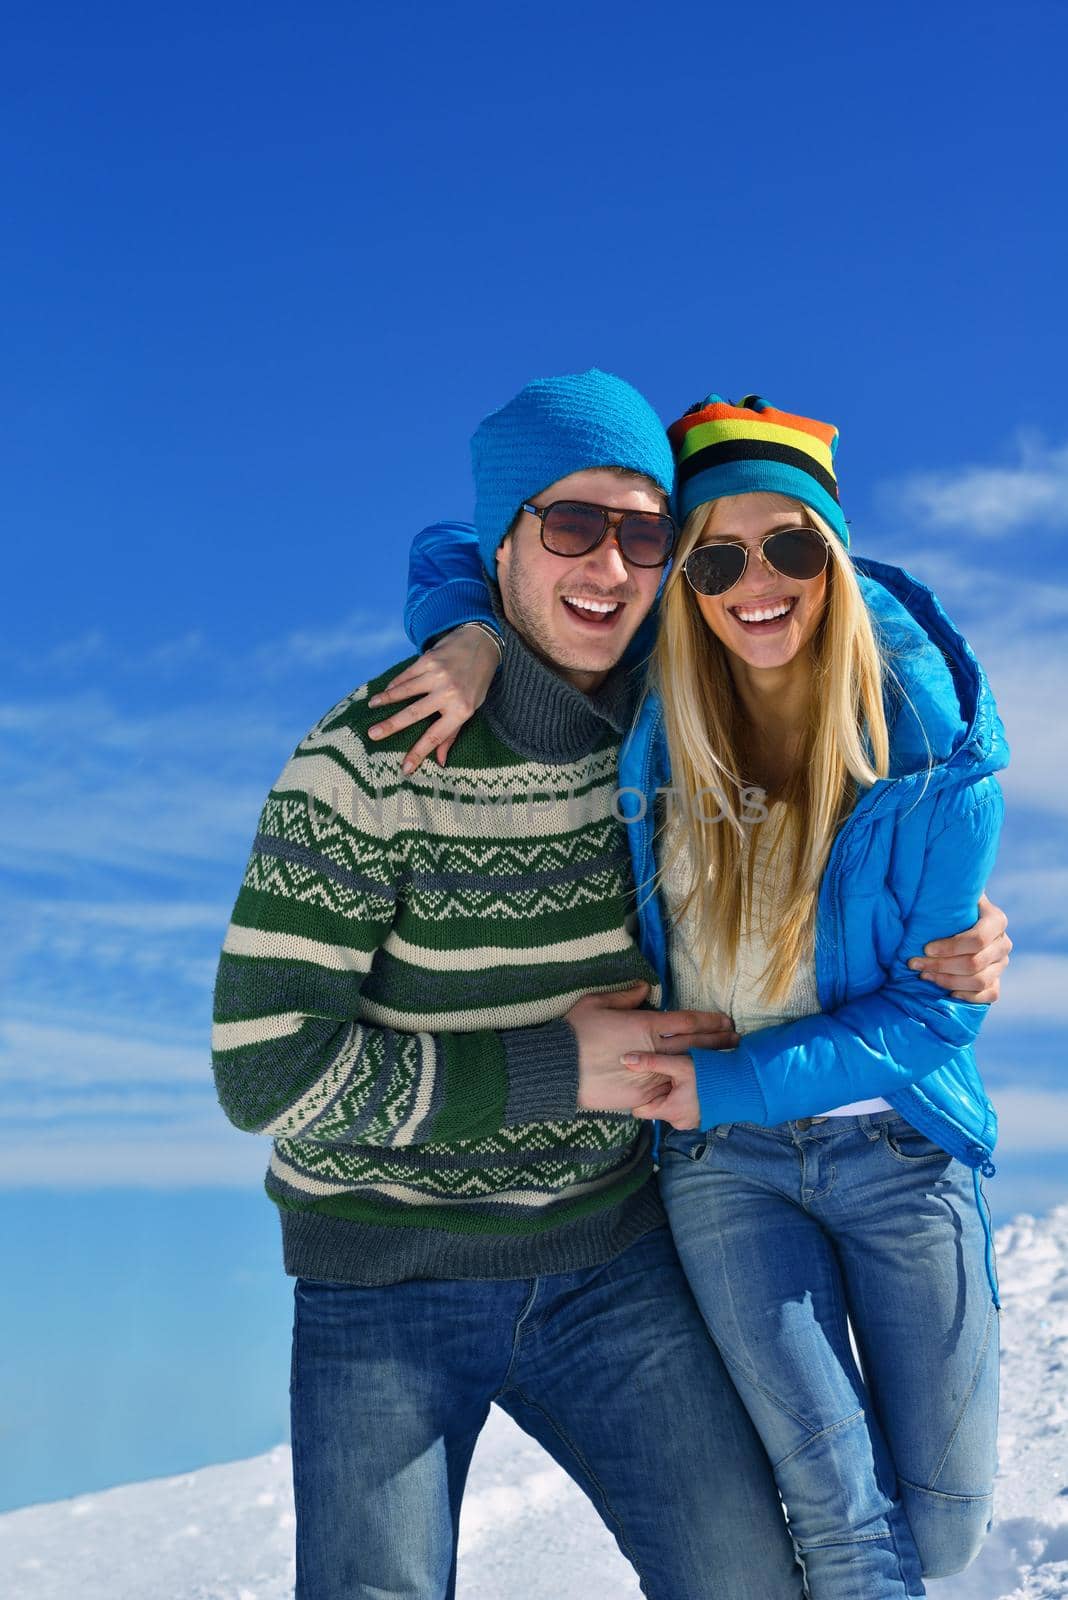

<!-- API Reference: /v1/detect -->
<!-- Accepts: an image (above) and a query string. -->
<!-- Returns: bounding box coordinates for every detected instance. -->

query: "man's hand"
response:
[907,891,1012,1003]
[622,1053,702,1130]
[567,984,738,1115]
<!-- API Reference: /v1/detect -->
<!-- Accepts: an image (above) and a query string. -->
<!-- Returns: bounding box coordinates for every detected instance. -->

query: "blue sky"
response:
[3,0,1067,1512]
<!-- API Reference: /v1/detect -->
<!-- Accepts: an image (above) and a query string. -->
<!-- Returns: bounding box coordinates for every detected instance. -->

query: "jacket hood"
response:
[855,557,1009,788]
[621,557,1009,804]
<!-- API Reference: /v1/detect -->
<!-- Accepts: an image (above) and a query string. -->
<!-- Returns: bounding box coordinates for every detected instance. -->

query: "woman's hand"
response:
[366,624,502,775]
[622,1053,702,1129]
[620,1009,738,1128]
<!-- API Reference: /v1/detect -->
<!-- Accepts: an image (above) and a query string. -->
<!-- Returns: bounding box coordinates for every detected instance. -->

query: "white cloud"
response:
[868,545,1068,633]
[991,1088,1068,1152]
[0,689,280,875]
[0,769,266,877]
[984,867,1068,945]
[35,628,111,671]
[20,898,228,934]
[0,1003,280,1185]
[0,1018,209,1087]
[249,613,407,676]
[0,603,409,880]
[0,1006,275,1185]
[982,953,1068,1028]
[6,898,228,991]
[860,534,1068,822]
[978,648,1068,821]
[0,687,286,757]
[142,629,210,670]
[0,1128,267,1188]
[892,432,1068,535]
[4,1090,219,1121]
[4,610,406,684]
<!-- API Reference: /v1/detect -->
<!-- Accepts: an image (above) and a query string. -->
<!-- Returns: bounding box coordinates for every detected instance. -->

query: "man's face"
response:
[494,467,667,693]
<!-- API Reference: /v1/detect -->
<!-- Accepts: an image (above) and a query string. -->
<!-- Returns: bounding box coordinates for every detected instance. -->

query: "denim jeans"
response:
[658,1111,999,1600]
[290,1222,804,1599]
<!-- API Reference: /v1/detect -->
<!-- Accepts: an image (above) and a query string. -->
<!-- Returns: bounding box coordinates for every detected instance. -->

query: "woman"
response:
[370,392,1007,1598]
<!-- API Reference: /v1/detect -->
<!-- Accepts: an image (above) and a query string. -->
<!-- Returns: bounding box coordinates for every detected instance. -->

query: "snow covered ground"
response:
[3,1206,1067,1600]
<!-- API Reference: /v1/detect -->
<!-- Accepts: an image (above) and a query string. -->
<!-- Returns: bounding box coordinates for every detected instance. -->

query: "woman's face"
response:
[687,494,829,673]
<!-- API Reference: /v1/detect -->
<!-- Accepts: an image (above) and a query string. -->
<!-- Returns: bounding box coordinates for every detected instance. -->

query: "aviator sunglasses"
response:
[521,500,677,568]
[682,525,829,596]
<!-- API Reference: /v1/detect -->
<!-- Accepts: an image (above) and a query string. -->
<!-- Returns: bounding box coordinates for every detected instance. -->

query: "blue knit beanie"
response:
[471,369,675,575]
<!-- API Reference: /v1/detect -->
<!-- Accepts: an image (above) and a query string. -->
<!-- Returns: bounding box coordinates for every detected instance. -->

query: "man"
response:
[212,370,1009,1599]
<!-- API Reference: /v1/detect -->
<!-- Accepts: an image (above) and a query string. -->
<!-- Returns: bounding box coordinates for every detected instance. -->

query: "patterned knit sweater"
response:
[211,615,666,1284]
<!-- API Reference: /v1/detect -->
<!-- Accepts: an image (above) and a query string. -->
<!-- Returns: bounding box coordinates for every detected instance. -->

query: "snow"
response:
[3,1206,1067,1600]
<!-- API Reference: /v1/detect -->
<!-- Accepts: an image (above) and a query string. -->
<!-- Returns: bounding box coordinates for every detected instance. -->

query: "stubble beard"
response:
[500,563,632,681]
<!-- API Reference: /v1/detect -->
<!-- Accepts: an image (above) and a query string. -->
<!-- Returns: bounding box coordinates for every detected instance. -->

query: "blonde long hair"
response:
[652,496,891,1006]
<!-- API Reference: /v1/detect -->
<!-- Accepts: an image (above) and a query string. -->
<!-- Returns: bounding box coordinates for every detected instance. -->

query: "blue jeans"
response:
[658,1112,999,1600]
[290,1223,804,1599]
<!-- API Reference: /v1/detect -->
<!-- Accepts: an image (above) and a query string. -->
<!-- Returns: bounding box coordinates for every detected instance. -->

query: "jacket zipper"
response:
[635,704,995,1172]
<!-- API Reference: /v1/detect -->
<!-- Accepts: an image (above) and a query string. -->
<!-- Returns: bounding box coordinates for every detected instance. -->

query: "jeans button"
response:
[796,1117,813,1131]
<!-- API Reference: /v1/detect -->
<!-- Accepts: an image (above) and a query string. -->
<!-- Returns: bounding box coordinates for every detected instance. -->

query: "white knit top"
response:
[661,801,890,1120]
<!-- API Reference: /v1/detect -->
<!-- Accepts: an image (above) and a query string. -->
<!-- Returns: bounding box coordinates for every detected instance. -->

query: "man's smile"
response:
[560,593,626,628]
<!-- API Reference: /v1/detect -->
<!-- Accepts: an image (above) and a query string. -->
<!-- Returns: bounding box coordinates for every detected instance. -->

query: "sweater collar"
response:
[482,586,638,762]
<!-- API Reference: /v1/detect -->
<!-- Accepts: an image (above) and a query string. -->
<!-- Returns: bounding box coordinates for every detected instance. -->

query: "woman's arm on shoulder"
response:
[366,521,503,773]
[404,520,499,649]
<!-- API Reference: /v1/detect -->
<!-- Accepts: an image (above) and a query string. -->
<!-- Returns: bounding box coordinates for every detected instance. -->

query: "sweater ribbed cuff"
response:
[409,578,499,652]
[692,1044,766,1129]
[500,1018,580,1126]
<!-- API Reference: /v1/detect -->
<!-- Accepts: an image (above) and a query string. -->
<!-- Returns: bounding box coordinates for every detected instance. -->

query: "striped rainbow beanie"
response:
[667,394,849,547]
[471,369,675,575]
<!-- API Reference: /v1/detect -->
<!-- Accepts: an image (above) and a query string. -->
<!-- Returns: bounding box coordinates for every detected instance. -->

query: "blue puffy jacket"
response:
[406,523,1010,1292]
[618,564,1007,1154]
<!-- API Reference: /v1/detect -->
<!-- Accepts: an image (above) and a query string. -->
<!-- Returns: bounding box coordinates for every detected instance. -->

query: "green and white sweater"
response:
[211,617,666,1284]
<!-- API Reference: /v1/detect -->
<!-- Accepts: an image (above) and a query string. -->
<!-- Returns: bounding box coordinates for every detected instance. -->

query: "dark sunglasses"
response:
[682,526,829,596]
[521,499,676,568]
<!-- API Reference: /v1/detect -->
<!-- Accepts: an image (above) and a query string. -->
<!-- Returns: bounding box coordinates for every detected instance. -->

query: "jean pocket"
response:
[881,1118,949,1165]
[660,1127,710,1163]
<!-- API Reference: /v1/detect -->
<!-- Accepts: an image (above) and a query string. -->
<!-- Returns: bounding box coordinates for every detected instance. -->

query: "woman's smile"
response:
[726,594,800,632]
